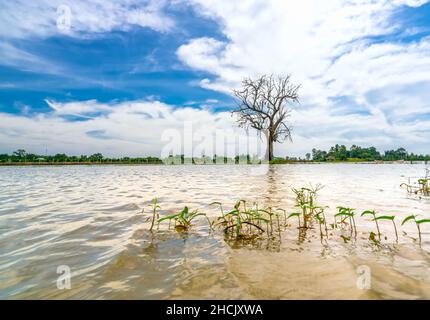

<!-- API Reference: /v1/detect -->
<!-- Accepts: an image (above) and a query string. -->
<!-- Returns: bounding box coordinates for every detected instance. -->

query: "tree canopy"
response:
[232,74,300,161]
[312,145,430,162]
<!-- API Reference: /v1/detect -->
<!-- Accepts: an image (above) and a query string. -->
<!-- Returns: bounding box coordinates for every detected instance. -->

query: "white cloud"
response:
[0,0,174,39]
[177,0,430,153]
[1,98,429,158]
[0,100,252,157]
[45,99,112,118]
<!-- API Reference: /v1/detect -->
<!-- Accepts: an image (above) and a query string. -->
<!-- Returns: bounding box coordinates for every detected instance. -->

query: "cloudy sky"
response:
[1,0,430,157]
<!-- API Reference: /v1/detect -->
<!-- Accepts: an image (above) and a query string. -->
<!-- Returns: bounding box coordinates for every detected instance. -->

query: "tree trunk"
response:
[265,131,274,162]
[268,138,274,161]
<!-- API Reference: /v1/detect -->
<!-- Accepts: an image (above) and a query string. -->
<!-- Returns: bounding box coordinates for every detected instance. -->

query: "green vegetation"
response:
[361,210,381,239]
[401,215,430,243]
[2,145,429,165]
[158,206,211,232]
[335,207,357,235]
[0,149,299,165]
[315,206,329,238]
[375,215,398,241]
[149,198,161,232]
[0,150,162,164]
[149,187,428,246]
[219,201,269,238]
[312,145,430,162]
[291,185,323,228]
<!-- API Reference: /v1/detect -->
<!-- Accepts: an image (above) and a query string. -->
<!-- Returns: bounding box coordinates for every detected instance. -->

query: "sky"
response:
[0,0,430,157]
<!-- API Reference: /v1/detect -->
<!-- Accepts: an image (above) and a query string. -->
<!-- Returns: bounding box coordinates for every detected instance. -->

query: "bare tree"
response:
[232,75,300,161]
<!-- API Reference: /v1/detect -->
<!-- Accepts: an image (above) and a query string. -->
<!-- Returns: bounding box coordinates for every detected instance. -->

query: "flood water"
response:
[0,164,429,299]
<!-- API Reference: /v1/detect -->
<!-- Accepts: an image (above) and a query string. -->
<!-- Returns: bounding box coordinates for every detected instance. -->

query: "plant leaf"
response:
[226,209,239,216]
[375,215,395,221]
[209,202,222,206]
[335,212,353,217]
[401,215,416,226]
[157,213,180,223]
[416,219,430,224]
[258,209,273,215]
[361,210,375,217]
[287,213,300,219]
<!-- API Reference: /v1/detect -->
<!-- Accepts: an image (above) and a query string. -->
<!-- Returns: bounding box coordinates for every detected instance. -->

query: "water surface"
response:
[0,164,429,299]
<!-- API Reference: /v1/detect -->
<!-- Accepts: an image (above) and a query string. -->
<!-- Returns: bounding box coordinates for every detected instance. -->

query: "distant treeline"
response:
[0,149,163,164]
[0,149,261,165]
[311,145,430,162]
[1,146,429,165]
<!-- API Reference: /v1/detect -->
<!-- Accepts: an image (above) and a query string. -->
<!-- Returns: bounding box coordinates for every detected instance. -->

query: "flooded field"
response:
[0,164,429,299]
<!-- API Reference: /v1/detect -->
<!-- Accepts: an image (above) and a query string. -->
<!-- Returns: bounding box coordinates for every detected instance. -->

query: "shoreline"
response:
[0,160,427,167]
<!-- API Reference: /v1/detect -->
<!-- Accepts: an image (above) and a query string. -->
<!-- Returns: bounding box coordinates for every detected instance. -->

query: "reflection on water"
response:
[0,164,429,299]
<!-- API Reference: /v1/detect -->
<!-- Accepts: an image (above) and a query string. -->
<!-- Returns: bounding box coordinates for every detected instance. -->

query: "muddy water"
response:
[0,164,429,299]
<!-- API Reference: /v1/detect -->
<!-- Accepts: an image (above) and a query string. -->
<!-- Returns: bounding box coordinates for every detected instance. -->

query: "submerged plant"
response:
[260,207,279,235]
[307,206,327,238]
[336,207,357,235]
[292,184,324,228]
[361,210,381,239]
[369,231,381,246]
[287,212,302,228]
[149,197,161,232]
[314,209,327,239]
[374,215,398,241]
[211,200,271,238]
[401,215,430,243]
[158,206,211,232]
[292,188,308,227]
[145,192,429,245]
[223,206,267,238]
[276,208,287,226]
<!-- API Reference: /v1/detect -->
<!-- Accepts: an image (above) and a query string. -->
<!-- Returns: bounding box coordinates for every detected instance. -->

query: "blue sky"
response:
[1,0,430,157]
[0,2,231,112]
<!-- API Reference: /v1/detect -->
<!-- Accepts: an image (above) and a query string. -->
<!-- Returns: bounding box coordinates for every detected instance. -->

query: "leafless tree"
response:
[232,74,300,161]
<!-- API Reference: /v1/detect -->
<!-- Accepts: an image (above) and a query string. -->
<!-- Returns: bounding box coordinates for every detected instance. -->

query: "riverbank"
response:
[0,160,428,166]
